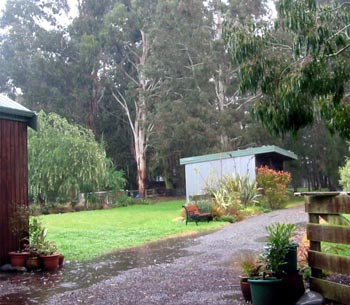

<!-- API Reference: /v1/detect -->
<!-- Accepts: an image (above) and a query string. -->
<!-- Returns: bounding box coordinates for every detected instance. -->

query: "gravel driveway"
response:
[46,205,307,305]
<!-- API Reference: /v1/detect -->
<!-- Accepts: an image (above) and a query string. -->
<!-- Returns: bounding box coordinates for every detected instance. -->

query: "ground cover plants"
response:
[38,200,225,261]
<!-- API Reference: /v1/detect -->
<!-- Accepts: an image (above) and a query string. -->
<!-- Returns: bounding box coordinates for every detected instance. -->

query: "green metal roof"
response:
[180,145,297,165]
[0,94,37,130]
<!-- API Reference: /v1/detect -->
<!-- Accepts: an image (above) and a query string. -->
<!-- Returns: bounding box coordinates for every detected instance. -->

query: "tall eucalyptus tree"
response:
[100,1,161,197]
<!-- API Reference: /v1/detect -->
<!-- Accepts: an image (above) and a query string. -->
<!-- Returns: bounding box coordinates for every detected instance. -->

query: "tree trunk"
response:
[87,64,105,137]
[134,102,147,198]
[213,5,230,150]
[111,30,154,198]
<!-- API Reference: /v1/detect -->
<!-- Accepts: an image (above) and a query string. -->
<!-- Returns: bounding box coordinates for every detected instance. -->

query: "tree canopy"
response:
[1,0,348,193]
[224,0,350,139]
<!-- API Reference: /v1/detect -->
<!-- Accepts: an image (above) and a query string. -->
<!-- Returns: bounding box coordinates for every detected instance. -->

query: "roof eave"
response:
[180,145,298,165]
[0,111,38,130]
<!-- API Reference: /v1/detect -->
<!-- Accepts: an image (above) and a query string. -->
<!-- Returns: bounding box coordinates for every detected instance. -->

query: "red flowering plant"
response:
[256,166,291,209]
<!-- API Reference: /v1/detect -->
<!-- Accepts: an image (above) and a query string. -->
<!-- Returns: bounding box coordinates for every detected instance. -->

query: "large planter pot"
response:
[248,277,283,305]
[9,251,30,267]
[40,254,60,271]
[239,276,252,302]
[281,243,298,273]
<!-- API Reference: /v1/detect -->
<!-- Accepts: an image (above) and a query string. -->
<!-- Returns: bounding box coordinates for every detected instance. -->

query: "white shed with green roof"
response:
[180,145,297,201]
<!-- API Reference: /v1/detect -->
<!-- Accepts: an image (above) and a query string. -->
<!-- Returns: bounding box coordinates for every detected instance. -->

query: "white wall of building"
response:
[184,155,256,201]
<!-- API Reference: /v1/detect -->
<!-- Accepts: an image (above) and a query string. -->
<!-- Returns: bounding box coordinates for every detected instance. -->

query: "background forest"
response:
[0,0,348,196]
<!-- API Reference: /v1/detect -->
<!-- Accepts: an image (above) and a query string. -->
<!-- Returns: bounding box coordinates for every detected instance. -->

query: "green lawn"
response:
[38,200,225,261]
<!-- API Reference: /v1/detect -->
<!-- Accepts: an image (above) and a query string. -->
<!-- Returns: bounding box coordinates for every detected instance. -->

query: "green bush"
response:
[340,158,350,191]
[114,195,136,207]
[196,200,212,213]
[114,195,151,207]
[216,215,236,223]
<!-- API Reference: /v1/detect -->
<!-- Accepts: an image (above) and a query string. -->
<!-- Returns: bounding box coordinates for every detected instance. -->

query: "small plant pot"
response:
[40,254,60,271]
[248,277,283,305]
[9,251,30,267]
[239,276,252,302]
[58,254,65,266]
[26,256,40,270]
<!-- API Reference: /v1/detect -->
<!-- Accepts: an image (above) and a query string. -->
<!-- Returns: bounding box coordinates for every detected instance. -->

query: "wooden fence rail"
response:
[303,192,350,304]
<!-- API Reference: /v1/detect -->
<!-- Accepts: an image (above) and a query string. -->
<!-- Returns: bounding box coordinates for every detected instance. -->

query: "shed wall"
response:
[184,155,256,201]
[0,119,28,265]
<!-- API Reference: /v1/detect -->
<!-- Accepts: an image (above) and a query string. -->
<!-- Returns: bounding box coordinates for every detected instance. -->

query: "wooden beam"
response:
[306,196,350,214]
[310,277,350,305]
[321,214,350,226]
[308,250,350,274]
[307,223,350,244]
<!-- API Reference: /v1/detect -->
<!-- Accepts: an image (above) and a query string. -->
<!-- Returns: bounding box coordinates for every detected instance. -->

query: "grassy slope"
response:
[39,200,225,261]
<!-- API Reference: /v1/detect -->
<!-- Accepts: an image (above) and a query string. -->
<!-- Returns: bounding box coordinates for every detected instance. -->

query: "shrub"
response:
[196,200,212,213]
[237,175,261,207]
[114,195,136,207]
[210,203,226,219]
[256,166,291,209]
[206,174,260,218]
[340,159,350,191]
[216,215,236,223]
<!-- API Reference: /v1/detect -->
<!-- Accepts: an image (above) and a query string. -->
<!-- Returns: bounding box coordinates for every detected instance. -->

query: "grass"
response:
[38,200,225,261]
[35,197,306,262]
[321,214,350,256]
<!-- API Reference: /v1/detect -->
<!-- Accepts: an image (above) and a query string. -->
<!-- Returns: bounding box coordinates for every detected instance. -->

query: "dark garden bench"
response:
[182,204,213,225]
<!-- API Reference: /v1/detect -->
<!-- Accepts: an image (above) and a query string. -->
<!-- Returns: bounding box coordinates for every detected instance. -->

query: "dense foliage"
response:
[339,154,350,191]
[28,111,125,203]
[0,0,348,193]
[224,0,350,139]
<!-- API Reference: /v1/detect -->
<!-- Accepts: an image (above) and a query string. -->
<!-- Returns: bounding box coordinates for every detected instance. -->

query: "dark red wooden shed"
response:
[0,94,37,265]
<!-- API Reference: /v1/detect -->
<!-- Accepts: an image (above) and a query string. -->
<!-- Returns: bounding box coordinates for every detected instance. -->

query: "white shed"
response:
[180,145,297,201]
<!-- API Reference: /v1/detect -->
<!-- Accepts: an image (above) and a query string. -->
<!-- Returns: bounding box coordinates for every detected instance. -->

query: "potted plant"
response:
[23,218,46,270]
[23,244,40,270]
[248,222,297,305]
[8,203,31,267]
[38,240,60,271]
[27,217,61,271]
[262,222,297,275]
[238,253,262,303]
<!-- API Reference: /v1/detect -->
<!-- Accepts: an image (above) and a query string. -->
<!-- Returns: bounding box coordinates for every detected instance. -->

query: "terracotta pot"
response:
[9,251,30,267]
[58,254,64,266]
[40,254,60,271]
[240,276,252,302]
[26,256,40,270]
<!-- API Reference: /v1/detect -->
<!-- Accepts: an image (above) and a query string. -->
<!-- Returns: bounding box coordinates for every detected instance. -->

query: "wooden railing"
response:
[303,192,350,304]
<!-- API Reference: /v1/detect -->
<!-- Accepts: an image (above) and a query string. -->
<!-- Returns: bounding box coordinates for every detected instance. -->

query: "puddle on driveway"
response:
[0,233,206,305]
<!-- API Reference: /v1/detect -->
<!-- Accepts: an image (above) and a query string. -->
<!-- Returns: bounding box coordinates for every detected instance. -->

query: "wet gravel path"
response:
[45,205,307,305]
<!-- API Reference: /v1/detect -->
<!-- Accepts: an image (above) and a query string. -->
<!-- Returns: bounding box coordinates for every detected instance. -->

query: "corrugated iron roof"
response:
[180,145,297,165]
[0,94,37,130]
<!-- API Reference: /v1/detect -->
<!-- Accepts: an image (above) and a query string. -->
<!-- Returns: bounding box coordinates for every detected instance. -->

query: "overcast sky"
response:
[0,0,79,25]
